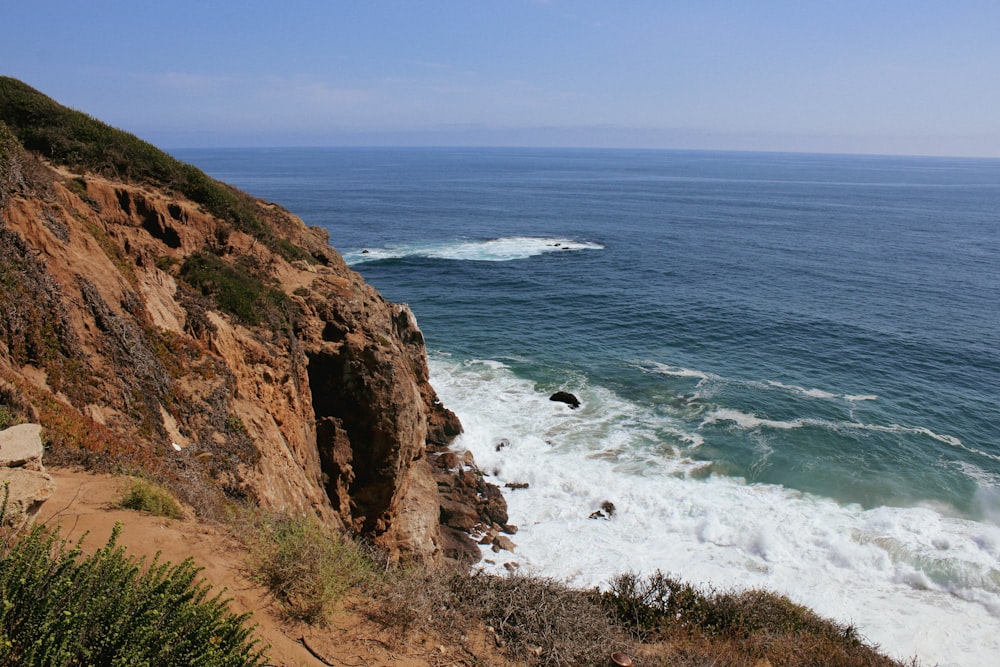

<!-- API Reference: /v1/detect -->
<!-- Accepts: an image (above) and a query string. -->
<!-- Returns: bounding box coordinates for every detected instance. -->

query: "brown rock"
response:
[439,526,482,564]
[440,496,480,532]
[0,468,55,528]
[0,423,44,470]
[492,535,517,552]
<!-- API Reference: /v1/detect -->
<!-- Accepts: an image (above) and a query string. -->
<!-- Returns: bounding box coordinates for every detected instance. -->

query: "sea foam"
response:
[343,236,604,265]
[430,355,1000,667]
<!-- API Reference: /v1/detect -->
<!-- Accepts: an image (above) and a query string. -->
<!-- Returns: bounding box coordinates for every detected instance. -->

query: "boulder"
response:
[492,534,517,552]
[0,469,56,527]
[549,391,580,409]
[0,424,54,529]
[0,423,45,470]
[440,497,480,532]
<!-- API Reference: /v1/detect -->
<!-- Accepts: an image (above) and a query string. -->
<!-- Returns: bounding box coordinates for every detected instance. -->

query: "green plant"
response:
[242,512,373,625]
[118,478,184,519]
[0,407,10,431]
[178,252,298,329]
[0,522,265,666]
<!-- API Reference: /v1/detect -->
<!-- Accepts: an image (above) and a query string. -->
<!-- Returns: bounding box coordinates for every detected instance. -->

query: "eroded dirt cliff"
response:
[0,79,505,563]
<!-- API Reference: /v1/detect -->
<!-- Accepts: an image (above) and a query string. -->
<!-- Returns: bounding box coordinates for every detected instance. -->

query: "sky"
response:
[3,1,1000,157]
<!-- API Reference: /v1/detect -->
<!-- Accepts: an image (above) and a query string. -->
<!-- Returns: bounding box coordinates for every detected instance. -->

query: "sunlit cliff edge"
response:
[0,75,505,565]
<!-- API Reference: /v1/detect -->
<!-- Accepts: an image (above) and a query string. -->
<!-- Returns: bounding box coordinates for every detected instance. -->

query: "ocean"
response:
[174,147,1000,667]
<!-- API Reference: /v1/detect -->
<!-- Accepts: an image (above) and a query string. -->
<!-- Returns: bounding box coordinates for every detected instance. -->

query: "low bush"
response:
[452,571,631,666]
[0,522,265,666]
[241,512,374,625]
[118,477,184,519]
[368,566,633,666]
[603,570,908,667]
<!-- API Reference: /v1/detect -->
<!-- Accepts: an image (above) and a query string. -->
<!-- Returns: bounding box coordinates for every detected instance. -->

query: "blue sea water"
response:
[175,147,1000,666]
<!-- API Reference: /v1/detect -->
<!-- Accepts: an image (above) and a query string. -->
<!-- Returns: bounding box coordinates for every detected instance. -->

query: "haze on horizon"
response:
[3,1,999,159]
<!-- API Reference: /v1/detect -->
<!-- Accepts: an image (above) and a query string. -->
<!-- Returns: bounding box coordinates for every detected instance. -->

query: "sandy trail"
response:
[35,467,490,667]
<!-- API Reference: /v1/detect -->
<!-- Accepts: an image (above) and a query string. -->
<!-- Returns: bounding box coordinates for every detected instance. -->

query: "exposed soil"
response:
[37,467,507,667]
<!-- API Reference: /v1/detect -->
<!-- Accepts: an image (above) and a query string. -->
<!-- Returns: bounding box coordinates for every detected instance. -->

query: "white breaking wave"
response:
[343,236,605,264]
[701,408,988,462]
[641,361,881,403]
[429,355,1000,667]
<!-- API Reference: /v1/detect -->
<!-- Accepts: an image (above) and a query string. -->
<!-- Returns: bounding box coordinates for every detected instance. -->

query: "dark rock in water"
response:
[549,391,580,409]
[590,500,617,520]
[495,438,511,452]
[505,481,529,490]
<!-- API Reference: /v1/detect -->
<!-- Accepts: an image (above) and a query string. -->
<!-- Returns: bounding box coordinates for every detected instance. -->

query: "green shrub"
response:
[242,512,373,625]
[118,478,184,519]
[179,252,298,329]
[0,522,265,666]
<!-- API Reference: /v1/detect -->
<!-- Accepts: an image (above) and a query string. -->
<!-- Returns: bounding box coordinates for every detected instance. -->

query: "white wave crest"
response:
[344,236,604,264]
[701,408,804,430]
[642,361,879,404]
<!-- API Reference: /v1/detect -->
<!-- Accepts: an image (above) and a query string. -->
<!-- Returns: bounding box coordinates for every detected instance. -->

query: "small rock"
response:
[495,438,511,452]
[504,481,529,490]
[492,535,517,552]
[589,501,617,520]
[503,561,520,572]
[502,523,518,535]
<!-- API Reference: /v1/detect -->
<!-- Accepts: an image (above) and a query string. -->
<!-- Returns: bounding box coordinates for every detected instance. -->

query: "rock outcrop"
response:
[0,423,55,529]
[0,77,502,563]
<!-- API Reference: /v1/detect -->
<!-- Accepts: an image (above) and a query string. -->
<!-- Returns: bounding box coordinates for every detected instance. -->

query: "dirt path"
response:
[36,467,496,667]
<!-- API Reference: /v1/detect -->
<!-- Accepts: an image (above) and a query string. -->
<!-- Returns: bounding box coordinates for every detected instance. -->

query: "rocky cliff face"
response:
[0,78,504,563]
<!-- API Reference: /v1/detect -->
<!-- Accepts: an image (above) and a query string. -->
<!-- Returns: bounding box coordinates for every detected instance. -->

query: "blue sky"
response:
[4,1,999,157]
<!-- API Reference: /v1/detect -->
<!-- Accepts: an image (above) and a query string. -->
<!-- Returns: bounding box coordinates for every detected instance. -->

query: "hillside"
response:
[0,75,505,563]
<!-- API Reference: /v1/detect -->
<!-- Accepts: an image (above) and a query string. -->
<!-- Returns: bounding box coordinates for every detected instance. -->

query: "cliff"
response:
[0,77,505,563]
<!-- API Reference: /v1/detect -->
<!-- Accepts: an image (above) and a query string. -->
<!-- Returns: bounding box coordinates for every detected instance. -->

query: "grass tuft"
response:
[118,478,184,519]
[240,512,374,625]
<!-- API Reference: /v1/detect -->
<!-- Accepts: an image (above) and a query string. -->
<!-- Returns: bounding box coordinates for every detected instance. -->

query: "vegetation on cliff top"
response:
[0,76,308,261]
